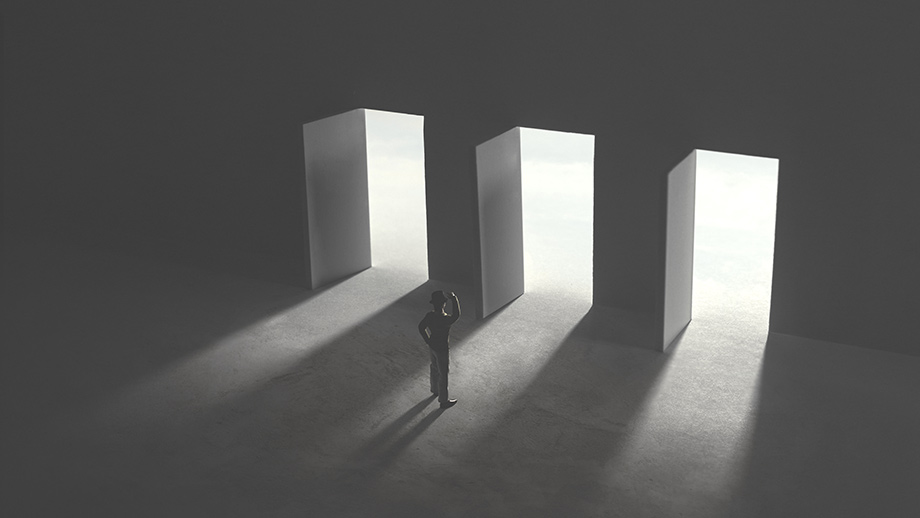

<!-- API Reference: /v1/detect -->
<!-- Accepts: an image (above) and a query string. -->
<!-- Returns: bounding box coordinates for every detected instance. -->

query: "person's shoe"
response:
[431,392,439,397]
[440,399,458,409]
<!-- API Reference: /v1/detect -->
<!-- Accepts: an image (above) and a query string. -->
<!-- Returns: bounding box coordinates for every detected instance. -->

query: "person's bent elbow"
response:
[449,295,461,323]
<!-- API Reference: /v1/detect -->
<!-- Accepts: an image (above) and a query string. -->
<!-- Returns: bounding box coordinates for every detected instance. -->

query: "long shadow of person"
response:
[309,395,447,513]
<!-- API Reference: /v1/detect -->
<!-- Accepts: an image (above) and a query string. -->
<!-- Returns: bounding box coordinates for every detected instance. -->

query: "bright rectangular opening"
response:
[520,128,595,302]
[364,110,428,277]
[693,150,778,331]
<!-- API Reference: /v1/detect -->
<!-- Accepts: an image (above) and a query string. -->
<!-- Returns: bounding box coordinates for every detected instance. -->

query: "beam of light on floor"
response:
[85,111,431,430]
[83,264,428,431]
[605,150,779,497]
[325,289,594,464]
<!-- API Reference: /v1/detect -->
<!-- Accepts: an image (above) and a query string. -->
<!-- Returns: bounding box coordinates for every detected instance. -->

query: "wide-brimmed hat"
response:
[429,290,448,304]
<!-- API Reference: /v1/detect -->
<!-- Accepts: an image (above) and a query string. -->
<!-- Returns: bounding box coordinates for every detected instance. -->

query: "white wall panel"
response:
[302,109,371,289]
[475,128,524,318]
[662,150,697,350]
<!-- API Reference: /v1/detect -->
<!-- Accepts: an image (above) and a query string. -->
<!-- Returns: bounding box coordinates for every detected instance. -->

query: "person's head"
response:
[429,290,448,310]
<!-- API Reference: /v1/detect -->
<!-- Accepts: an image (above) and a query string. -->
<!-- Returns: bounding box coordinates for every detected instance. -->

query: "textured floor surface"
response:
[3,240,919,517]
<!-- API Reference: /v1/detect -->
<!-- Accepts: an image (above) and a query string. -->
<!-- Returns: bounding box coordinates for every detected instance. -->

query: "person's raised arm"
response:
[447,292,461,325]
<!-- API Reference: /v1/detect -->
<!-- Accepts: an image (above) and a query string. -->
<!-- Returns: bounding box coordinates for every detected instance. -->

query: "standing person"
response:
[418,290,461,409]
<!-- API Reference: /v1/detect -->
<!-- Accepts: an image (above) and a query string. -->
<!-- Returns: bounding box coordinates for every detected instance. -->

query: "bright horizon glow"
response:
[521,127,594,300]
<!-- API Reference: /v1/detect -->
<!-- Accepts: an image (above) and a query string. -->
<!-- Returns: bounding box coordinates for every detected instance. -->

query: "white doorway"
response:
[662,149,779,349]
[521,127,594,300]
[365,110,427,276]
[473,126,594,318]
[301,109,427,288]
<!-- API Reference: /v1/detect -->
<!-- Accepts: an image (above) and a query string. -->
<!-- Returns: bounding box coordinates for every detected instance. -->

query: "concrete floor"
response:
[3,239,920,517]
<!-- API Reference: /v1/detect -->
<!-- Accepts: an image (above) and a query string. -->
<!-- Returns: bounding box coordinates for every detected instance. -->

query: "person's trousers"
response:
[429,347,449,403]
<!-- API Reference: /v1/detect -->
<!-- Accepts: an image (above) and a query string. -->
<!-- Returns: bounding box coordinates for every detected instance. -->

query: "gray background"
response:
[4,1,918,355]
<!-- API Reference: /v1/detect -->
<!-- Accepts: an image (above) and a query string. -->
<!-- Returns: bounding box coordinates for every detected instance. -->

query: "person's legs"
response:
[429,349,440,395]
[433,348,449,404]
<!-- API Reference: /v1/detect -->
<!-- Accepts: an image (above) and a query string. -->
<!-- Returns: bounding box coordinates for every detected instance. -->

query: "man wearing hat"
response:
[417,290,461,409]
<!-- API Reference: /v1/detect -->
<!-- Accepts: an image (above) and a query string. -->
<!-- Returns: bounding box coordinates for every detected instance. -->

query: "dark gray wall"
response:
[4,1,918,355]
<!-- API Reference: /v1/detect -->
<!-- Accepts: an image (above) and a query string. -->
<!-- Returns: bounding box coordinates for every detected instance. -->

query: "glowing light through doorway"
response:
[520,128,595,300]
[693,150,779,327]
[365,110,427,276]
